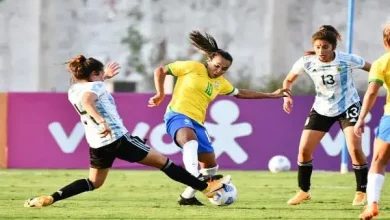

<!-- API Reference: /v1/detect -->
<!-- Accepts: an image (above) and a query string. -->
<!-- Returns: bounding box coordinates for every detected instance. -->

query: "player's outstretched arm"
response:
[148,66,168,107]
[282,72,299,114]
[234,88,291,99]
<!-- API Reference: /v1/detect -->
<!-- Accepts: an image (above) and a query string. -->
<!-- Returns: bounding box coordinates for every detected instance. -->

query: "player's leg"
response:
[196,124,218,177]
[164,112,207,204]
[24,142,117,208]
[117,134,231,198]
[360,116,390,219]
[339,102,368,206]
[165,112,200,177]
[199,154,219,179]
[179,124,223,205]
[176,127,200,176]
[344,126,368,206]
[359,138,390,219]
[197,125,223,181]
[287,109,333,205]
[341,123,368,205]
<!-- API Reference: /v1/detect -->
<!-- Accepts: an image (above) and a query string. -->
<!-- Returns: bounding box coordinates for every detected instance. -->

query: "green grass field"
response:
[0,170,389,220]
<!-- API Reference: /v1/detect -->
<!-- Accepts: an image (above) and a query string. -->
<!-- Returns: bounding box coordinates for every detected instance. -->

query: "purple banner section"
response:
[7,93,385,170]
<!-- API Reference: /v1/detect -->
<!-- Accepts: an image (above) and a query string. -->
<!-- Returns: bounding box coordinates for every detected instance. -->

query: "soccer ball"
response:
[208,182,238,206]
[268,155,291,173]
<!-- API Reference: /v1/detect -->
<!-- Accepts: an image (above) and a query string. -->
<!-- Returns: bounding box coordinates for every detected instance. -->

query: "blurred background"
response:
[0,0,389,94]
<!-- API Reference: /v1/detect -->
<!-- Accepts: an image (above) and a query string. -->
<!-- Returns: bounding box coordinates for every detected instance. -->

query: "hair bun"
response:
[75,55,87,63]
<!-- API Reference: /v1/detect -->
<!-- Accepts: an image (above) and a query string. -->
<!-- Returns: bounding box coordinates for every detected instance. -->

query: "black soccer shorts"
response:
[304,102,361,132]
[89,133,150,169]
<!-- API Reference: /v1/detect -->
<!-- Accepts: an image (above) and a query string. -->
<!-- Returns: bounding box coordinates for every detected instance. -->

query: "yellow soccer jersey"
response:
[166,60,237,124]
[369,52,390,115]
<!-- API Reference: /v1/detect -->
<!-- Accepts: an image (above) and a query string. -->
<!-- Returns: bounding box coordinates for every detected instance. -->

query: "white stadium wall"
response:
[0,0,389,92]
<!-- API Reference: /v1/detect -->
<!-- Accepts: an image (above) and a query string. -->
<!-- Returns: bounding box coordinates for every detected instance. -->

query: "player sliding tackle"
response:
[24,55,231,208]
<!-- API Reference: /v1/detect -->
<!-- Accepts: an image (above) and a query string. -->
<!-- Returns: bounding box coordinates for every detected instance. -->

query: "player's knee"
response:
[176,129,197,146]
[298,148,311,159]
[373,154,389,166]
[89,178,105,189]
[349,147,364,157]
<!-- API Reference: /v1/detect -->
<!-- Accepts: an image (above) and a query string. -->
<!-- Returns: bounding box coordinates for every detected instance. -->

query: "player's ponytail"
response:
[65,55,104,82]
[383,22,390,46]
[189,30,233,62]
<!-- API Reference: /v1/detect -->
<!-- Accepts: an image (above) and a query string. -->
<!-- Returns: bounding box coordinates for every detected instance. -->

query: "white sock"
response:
[181,140,199,199]
[181,186,197,199]
[182,140,200,176]
[367,173,385,205]
[200,165,219,176]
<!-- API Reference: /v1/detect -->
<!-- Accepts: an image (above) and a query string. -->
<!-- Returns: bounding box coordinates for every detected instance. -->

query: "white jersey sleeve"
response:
[88,82,106,96]
[290,57,306,75]
[68,82,128,148]
[346,53,365,69]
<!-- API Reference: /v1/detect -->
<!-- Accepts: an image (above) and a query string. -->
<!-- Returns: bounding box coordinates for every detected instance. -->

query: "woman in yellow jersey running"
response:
[148,30,291,205]
[355,23,390,220]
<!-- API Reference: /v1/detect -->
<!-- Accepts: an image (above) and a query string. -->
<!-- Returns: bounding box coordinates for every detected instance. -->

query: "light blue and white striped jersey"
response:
[290,51,365,117]
[68,81,128,148]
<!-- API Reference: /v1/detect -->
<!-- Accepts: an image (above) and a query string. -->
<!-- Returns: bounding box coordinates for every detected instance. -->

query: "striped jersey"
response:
[290,51,365,117]
[68,81,128,148]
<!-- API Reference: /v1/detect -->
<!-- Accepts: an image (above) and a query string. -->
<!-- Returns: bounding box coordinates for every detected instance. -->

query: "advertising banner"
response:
[7,93,385,170]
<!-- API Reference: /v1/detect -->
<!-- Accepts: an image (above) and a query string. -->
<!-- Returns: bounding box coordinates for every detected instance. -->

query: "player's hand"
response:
[272,88,291,98]
[104,62,121,79]
[283,96,293,114]
[354,119,365,137]
[148,93,165,107]
[98,121,112,138]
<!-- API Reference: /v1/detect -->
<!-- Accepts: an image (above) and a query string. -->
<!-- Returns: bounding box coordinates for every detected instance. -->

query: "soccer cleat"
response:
[178,195,204,206]
[359,202,379,220]
[287,190,311,205]
[24,196,54,208]
[201,175,231,198]
[352,191,367,206]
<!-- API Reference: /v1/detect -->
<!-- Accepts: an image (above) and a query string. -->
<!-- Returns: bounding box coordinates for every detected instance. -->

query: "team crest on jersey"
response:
[214,81,220,89]
[337,66,347,73]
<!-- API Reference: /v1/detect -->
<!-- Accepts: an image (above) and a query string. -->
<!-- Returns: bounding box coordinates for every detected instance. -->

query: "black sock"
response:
[298,160,313,192]
[51,178,95,203]
[160,159,208,191]
[353,163,368,192]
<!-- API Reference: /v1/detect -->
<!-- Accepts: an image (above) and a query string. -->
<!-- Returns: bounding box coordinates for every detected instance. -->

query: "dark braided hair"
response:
[305,25,342,55]
[189,30,233,62]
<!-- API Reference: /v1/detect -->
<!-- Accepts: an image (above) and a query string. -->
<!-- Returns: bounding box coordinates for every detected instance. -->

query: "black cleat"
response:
[178,195,205,206]
[198,174,224,182]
